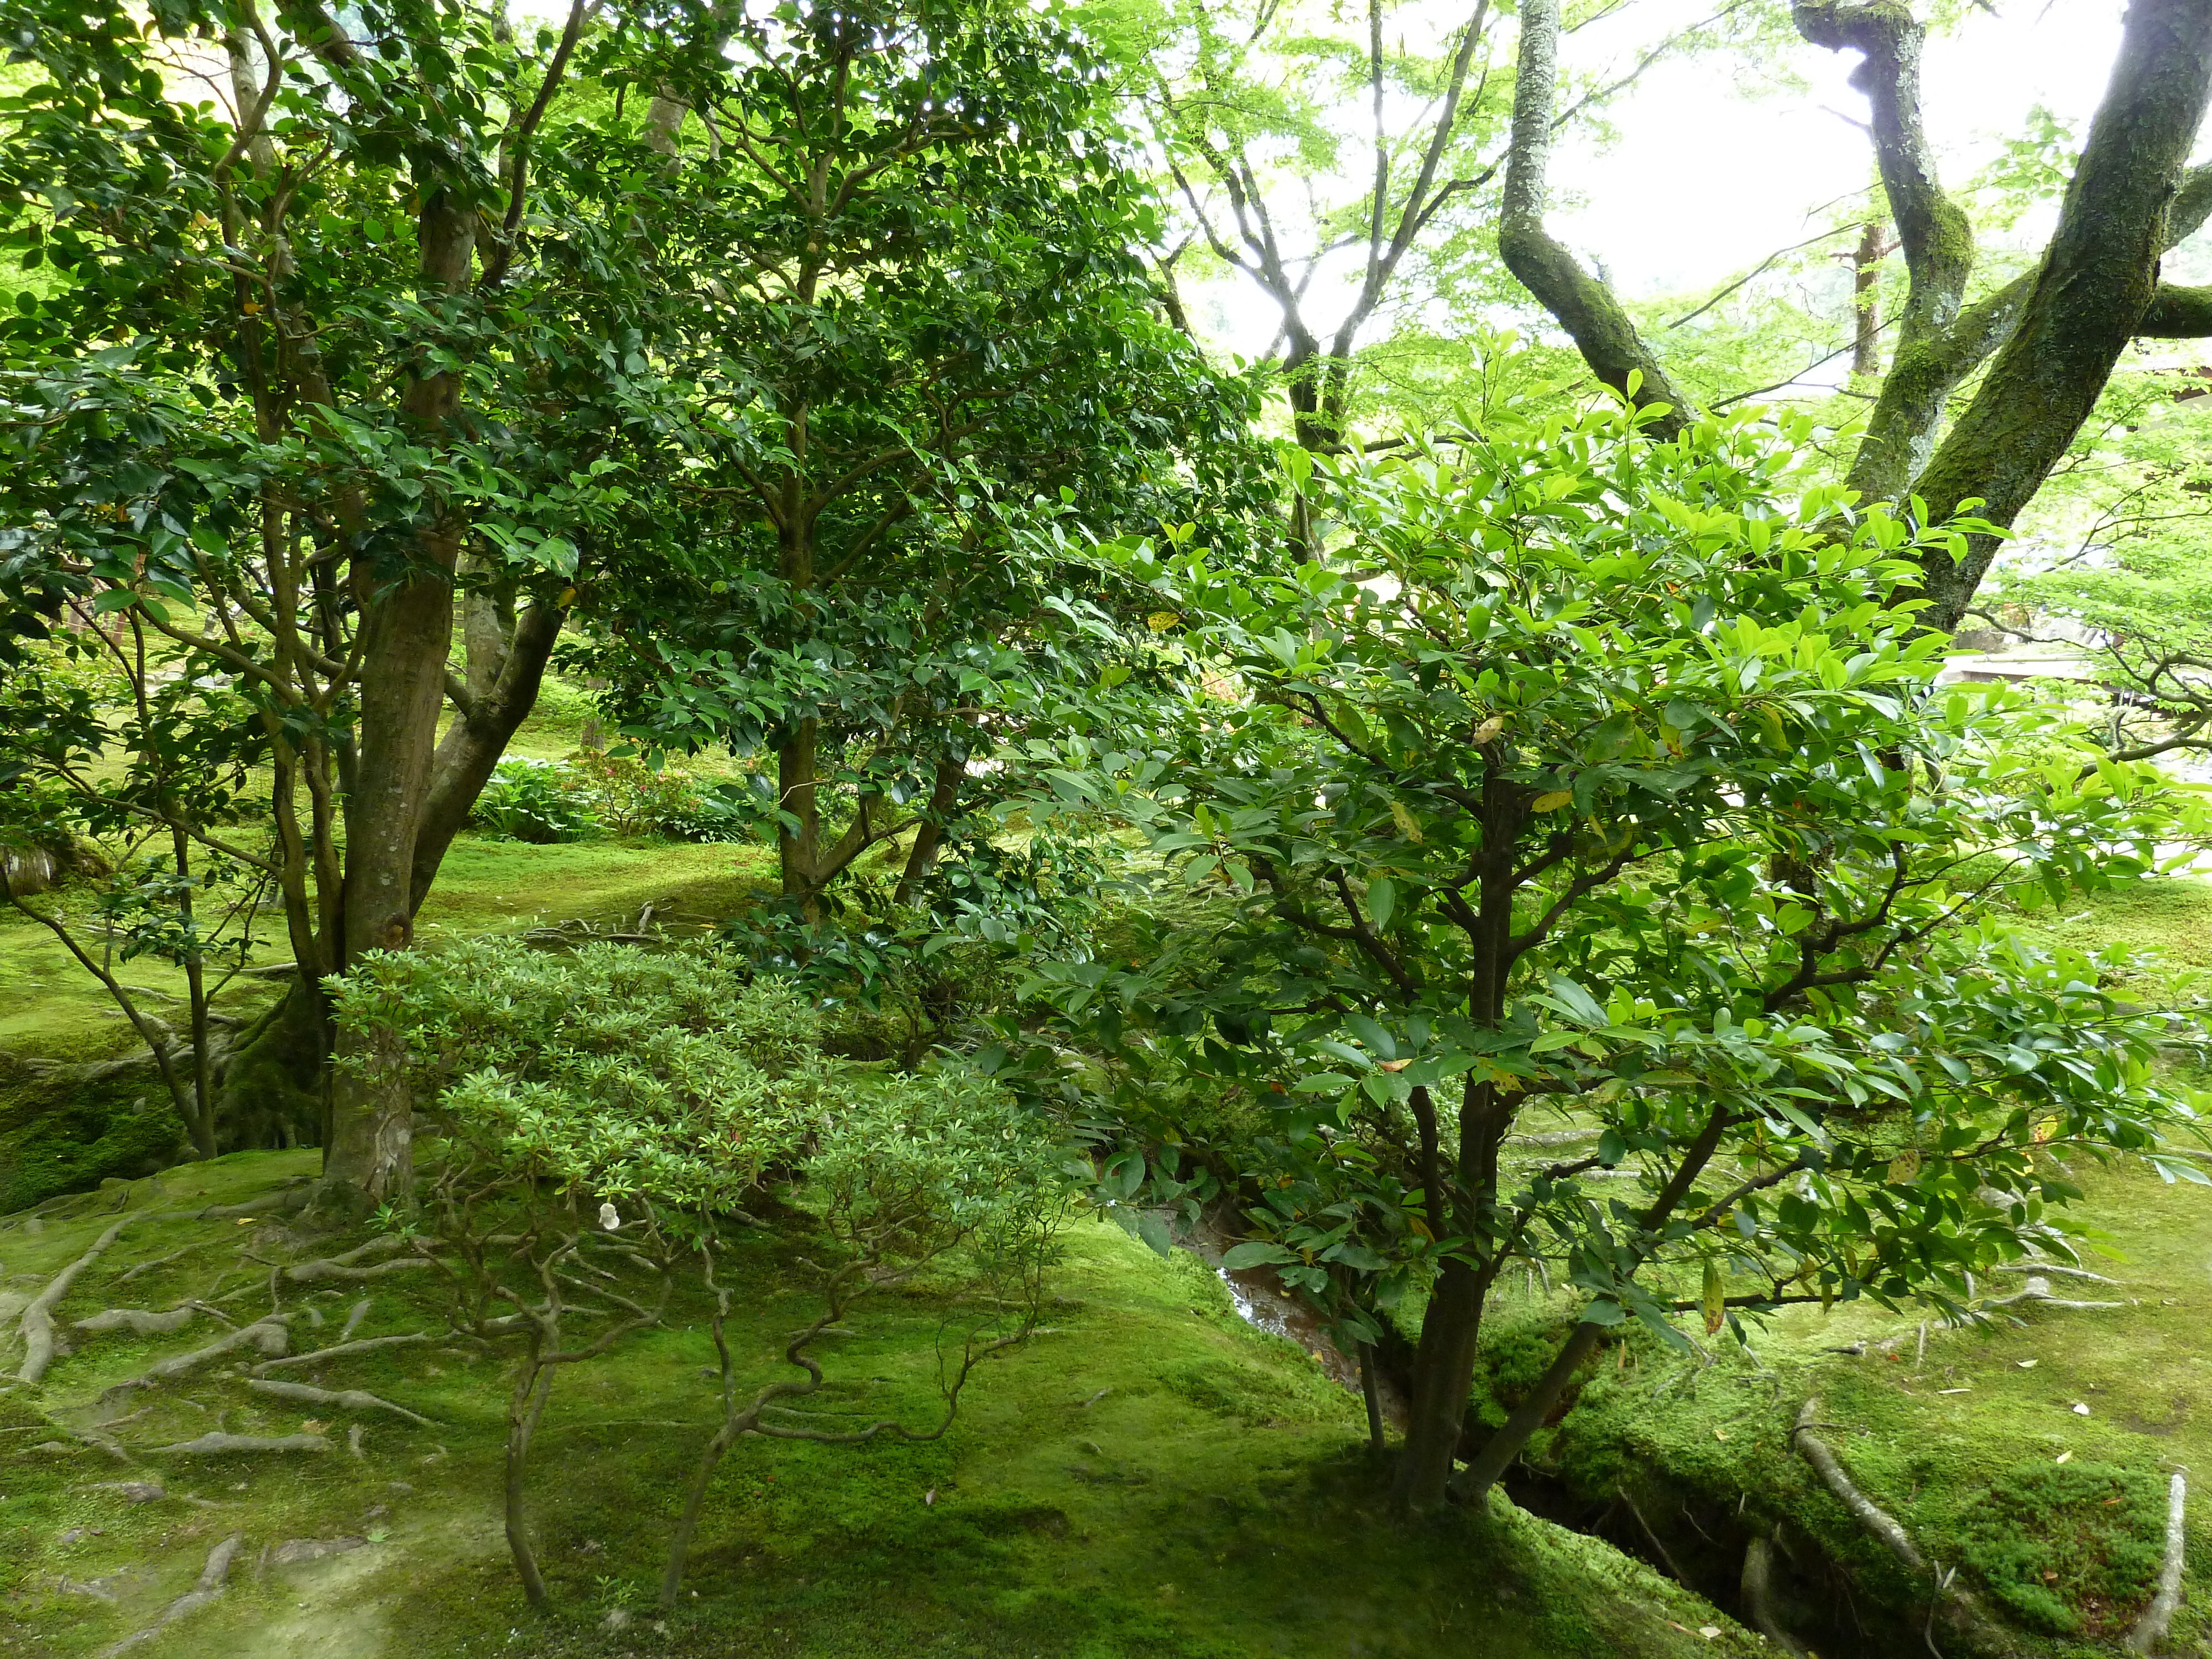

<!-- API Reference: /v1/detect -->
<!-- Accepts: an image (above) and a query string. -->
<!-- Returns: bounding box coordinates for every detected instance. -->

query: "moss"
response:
[1955,1460,2166,1635]
[2,1159,1757,1659]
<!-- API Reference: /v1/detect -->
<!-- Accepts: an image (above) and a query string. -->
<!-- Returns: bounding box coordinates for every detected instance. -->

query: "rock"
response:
[30,1442,80,1455]
[85,1481,166,1504]
[602,1608,632,1632]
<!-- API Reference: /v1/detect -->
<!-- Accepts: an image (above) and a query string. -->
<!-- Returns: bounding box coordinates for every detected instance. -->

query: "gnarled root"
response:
[72,1305,226,1339]
[195,1180,311,1221]
[1794,1397,2002,1648]
[149,1431,330,1455]
[2126,1469,2188,1655]
[1740,1533,1808,1658]
[251,1330,431,1376]
[96,1533,241,1657]
[17,1212,147,1384]
[246,1377,434,1427]
[100,1315,290,1402]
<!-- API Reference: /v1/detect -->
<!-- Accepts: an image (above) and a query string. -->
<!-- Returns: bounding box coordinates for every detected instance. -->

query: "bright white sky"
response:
[1553,0,2131,299]
[1165,0,2210,363]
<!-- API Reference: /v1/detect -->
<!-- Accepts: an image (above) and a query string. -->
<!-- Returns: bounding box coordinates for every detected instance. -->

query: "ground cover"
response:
[0,1157,1752,1659]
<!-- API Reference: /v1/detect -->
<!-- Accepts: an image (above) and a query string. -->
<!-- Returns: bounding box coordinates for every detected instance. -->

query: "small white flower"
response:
[598,1202,620,1231]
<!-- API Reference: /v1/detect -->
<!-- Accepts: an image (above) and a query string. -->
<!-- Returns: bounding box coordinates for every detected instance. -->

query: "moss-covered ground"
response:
[0,1158,1754,1659]
[5,795,2209,1657]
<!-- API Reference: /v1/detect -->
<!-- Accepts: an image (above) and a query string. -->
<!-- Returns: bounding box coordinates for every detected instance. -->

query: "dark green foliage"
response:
[470,759,602,846]
[1957,1459,2166,1635]
[0,1065,183,1212]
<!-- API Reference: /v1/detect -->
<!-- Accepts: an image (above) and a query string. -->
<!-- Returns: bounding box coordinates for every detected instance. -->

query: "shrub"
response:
[470,757,599,843]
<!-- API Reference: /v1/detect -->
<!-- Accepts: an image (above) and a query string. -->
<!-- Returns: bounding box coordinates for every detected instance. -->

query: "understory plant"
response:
[334,940,1071,1610]
[1013,388,2210,1516]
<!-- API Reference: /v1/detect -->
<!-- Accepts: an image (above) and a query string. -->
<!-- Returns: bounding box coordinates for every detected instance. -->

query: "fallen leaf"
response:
[2072,1403,2091,1416]
[2056,1451,2074,1465]
[1698,1627,1721,1640]
[300,1420,325,1432]
[1938,1387,1971,1395]
[924,1489,936,1506]
[2017,1359,2037,1369]
[1713,1428,1729,1441]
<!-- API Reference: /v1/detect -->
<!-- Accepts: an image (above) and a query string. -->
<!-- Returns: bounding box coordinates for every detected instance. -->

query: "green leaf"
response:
[1220,1241,1296,1270]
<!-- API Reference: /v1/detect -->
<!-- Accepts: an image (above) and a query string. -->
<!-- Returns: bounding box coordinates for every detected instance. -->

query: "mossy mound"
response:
[1,1155,1756,1659]
[1955,1460,2166,1636]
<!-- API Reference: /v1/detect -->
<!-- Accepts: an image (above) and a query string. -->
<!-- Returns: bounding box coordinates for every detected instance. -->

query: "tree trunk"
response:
[1391,1253,1490,1512]
[779,717,822,919]
[1908,0,2212,630]
[1500,0,1689,439]
[322,1018,416,1215]
[409,599,565,911]
[1449,1318,1604,1504]
[893,750,964,906]
[322,531,456,1204]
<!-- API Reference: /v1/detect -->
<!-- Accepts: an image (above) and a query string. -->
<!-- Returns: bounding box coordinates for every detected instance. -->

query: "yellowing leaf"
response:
[556,586,577,607]
[1702,1259,1725,1335]
[241,300,264,315]
[1387,800,1423,842]
[1532,791,1573,812]
[1472,716,1504,744]
[1146,611,1181,632]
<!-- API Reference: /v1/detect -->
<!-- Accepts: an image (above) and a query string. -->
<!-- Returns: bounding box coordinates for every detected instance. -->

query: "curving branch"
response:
[1499,0,1689,439]
[1907,0,2212,629]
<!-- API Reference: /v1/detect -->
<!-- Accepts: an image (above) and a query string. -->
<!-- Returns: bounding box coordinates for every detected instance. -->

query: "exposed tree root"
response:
[246,1377,434,1427]
[282,1255,434,1286]
[96,1532,240,1657]
[1739,1533,1809,1658]
[1793,1397,2001,1649]
[149,1431,330,1455]
[1793,1397,1927,1570]
[100,1316,290,1401]
[2126,1469,2188,1655]
[72,1305,222,1338]
[195,1181,311,1221]
[1989,1261,2119,1284]
[17,1212,148,1384]
[1981,1275,2123,1312]
[116,1248,192,1285]
[251,1330,431,1375]
[340,1297,372,1343]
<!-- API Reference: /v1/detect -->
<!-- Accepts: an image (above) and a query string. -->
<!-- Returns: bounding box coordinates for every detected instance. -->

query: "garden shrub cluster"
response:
[470,751,757,846]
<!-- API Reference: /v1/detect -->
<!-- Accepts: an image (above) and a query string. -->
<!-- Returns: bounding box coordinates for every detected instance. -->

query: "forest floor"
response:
[0,1159,1753,1659]
[3,763,2209,1657]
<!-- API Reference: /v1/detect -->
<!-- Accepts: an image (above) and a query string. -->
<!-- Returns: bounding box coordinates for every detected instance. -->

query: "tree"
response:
[0,625,272,1158]
[1014,376,2204,1514]
[0,0,715,1198]
[1498,0,2212,630]
[332,938,1067,1610]
[1114,0,1770,502]
[581,0,1270,919]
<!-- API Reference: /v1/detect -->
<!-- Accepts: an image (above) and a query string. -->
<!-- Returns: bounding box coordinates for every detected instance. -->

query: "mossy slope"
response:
[1,1157,1752,1659]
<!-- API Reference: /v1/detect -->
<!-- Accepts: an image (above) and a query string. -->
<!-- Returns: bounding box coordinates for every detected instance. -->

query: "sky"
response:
[1170,0,2205,366]
[1552,0,2133,300]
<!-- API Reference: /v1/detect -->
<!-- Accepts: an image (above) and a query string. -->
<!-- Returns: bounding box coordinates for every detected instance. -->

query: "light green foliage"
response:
[1025,388,2206,1352]
[335,941,822,1209]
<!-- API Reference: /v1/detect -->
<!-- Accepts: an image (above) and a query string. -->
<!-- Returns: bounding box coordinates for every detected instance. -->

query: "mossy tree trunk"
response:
[1503,0,2212,634]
